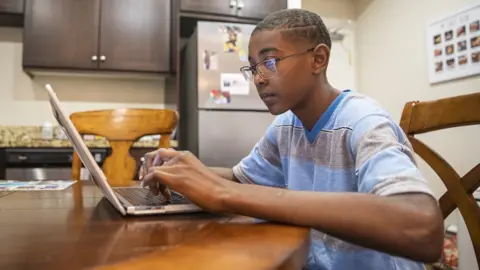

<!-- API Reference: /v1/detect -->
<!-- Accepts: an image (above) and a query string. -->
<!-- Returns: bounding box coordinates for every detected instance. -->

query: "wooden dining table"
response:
[0,181,310,270]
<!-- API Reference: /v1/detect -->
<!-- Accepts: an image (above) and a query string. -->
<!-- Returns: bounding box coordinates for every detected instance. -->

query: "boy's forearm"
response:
[209,167,239,182]
[224,183,443,263]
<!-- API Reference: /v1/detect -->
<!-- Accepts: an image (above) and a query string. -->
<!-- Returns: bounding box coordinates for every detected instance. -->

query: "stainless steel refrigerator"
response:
[179,21,276,168]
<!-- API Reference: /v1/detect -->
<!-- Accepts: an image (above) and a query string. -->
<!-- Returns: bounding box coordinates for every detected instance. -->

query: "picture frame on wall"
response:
[426,3,480,84]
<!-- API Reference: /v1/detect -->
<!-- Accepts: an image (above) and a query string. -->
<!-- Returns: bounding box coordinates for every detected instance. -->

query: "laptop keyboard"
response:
[114,188,189,206]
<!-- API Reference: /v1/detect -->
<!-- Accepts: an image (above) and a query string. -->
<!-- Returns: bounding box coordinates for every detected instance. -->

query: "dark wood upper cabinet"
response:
[23,0,100,69]
[0,0,25,27]
[0,0,24,14]
[23,0,172,73]
[99,0,171,72]
[236,0,288,20]
[179,0,287,20]
[180,0,236,17]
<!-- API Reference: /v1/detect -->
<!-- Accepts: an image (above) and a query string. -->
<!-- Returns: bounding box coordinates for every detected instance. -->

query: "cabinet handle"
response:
[229,0,236,8]
[91,55,98,61]
[100,55,106,61]
[236,1,244,10]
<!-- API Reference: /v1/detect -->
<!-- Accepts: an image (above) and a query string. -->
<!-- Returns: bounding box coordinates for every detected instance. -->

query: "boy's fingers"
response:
[142,168,178,194]
[143,178,159,196]
[158,148,180,156]
[145,148,181,169]
[148,164,186,175]
[159,185,172,200]
[143,151,156,171]
[141,149,181,198]
[139,165,144,181]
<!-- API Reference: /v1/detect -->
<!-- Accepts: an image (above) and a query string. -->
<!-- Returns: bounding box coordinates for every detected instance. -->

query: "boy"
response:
[141,9,444,270]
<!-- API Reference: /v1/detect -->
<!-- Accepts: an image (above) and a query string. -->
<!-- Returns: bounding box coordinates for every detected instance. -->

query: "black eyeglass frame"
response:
[239,47,315,81]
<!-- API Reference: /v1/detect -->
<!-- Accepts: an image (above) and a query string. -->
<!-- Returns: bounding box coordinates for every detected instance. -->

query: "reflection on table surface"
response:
[0,181,310,270]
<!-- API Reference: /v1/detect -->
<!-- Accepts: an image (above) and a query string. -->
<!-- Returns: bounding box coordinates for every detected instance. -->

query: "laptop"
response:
[44,84,202,216]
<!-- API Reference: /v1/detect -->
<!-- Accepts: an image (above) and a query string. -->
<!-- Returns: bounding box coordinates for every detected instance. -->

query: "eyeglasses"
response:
[240,48,314,81]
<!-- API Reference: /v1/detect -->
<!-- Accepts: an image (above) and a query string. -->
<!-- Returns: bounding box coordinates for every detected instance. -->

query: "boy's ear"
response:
[311,44,330,75]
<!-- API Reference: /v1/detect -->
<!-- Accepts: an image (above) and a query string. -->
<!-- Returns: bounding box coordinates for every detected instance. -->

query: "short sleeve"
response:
[232,121,285,188]
[349,115,434,197]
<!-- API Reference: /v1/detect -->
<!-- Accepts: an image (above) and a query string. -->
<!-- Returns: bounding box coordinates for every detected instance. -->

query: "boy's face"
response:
[247,30,329,115]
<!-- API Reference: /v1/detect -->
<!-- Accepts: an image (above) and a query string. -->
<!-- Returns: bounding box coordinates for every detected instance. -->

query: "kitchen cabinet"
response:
[23,0,100,70]
[0,0,24,14]
[180,0,236,17]
[180,0,287,20]
[0,0,24,27]
[98,0,171,72]
[237,0,288,20]
[23,0,171,73]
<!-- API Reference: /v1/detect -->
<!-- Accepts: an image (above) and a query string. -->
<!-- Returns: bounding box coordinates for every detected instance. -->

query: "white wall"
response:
[325,18,357,91]
[356,0,480,227]
[0,27,166,126]
[302,0,356,20]
[288,0,302,9]
[301,0,358,97]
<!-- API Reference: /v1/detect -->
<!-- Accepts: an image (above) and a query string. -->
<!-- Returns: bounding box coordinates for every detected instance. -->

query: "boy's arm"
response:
[226,115,444,263]
[224,183,443,263]
[209,167,238,182]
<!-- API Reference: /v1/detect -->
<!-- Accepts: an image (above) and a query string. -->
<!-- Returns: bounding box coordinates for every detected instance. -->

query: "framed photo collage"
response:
[427,4,480,84]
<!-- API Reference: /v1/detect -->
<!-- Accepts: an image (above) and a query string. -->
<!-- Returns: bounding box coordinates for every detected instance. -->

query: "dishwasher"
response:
[5,148,107,181]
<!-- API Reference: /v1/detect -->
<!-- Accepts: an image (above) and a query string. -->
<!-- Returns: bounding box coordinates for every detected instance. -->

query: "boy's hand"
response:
[138,148,176,200]
[141,149,234,213]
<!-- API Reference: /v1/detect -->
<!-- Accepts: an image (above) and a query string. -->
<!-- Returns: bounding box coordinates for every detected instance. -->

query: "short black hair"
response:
[252,9,331,49]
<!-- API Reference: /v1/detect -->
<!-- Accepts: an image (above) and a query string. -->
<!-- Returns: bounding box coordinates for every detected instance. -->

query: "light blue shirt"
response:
[233,90,433,270]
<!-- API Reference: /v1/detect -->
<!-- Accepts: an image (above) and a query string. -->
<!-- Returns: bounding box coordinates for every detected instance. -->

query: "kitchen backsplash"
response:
[0,125,169,148]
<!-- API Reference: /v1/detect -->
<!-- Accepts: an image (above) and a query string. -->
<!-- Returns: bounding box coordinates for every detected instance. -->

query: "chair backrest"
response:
[70,108,178,187]
[399,92,480,267]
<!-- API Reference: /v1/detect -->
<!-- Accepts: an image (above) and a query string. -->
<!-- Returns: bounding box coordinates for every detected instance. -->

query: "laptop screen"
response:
[45,84,126,215]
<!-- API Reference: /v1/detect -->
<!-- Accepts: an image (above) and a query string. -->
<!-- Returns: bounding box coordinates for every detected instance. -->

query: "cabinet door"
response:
[23,0,100,69]
[180,0,235,17]
[99,0,171,72]
[236,0,287,20]
[0,0,24,14]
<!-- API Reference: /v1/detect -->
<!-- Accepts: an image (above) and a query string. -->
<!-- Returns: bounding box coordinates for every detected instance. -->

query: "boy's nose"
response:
[253,73,266,86]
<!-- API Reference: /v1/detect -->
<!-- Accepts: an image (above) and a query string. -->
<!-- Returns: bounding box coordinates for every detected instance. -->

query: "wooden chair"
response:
[70,108,178,187]
[399,92,480,268]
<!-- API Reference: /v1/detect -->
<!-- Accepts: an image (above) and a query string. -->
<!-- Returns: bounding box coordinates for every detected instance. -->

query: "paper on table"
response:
[0,180,39,190]
[0,180,76,191]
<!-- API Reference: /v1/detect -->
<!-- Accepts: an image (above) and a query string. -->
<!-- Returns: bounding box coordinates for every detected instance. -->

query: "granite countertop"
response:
[0,125,178,149]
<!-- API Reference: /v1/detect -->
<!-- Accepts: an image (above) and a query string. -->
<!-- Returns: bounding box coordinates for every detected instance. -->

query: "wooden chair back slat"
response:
[399,92,480,267]
[438,164,480,218]
[401,92,480,134]
[70,109,178,187]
